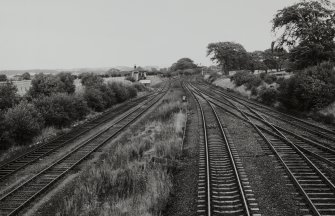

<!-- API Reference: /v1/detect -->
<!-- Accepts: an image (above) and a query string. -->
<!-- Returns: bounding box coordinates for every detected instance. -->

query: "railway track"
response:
[194,84,335,169]
[0,83,169,216]
[190,82,335,215]
[196,81,335,143]
[185,84,260,216]
[0,93,155,182]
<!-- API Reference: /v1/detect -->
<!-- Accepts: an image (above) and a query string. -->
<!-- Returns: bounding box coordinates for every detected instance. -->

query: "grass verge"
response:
[55,83,187,216]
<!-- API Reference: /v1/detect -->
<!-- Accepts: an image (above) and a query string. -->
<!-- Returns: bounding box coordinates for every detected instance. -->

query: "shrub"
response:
[278,62,335,111]
[99,84,117,108]
[127,85,137,98]
[263,74,277,84]
[251,86,258,96]
[260,72,266,79]
[231,71,253,86]
[4,101,44,145]
[84,87,106,112]
[0,81,20,110]
[276,77,285,84]
[0,74,7,81]
[230,71,262,90]
[28,73,76,97]
[258,87,278,105]
[245,76,262,90]
[33,93,89,128]
[133,83,146,92]
[125,76,136,82]
[80,73,104,88]
[108,82,137,103]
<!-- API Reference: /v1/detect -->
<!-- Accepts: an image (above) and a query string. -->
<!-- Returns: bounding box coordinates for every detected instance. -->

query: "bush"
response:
[29,73,76,97]
[231,71,262,90]
[33,93,89,128]
[0,81,20,110]
[83,87,106,112]
[109,82,134,103]
[258,87,278,105]
[99,84,117,108]
[4,101,44,145]
[231,71,253,86]
[125,76,136,82]
[0,74,7,81]
[245,76,262,90]
[251,86,258,96]
[260,72,266,79]
[263,74,277,84]
[80,73,104,88]
[133,83,146,92]
[276,77,285,85]
[128,85,137,98]
[278,62,335,111]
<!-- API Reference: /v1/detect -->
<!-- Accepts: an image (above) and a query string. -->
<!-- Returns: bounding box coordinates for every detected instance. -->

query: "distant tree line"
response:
[207,1,335,75]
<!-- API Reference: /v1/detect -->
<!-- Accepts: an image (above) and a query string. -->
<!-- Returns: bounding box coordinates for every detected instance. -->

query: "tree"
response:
[22,72,31,80]
[0,81,20,110]
[247,51,267,72]
[170,58,197,71]
[272,0,335,69]
[0,74,7,82]
[207,42,249,74]
[80,73,104,88]
[29,73,75,97]
[4,101,44,145]
[263,48,288,72]
[56,72,75,94]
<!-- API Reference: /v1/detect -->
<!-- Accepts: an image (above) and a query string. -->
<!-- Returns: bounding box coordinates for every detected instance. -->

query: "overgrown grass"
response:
[56,84,187,216]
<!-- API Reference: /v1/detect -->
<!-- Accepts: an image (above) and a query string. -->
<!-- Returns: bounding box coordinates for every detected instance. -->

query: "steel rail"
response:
[194,83,335,168]
[191,82,335,216]
[0,83,169,216]
[197,81,335,139]
[186,83,252,216]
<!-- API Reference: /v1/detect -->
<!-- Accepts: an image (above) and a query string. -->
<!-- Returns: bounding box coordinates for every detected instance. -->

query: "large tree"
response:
[272,0,335,69]
[247,51,267,72]
[207,42,248,74]
[170,58,197,71]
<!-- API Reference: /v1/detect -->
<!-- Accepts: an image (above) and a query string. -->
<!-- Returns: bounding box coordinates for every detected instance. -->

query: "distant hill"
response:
[0,69,61,77]
[113,66,133,71]
[0,66,161,77]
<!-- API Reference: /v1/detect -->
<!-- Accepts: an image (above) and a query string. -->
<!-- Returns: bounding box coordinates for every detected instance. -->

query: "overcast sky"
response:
[0,0,297,70]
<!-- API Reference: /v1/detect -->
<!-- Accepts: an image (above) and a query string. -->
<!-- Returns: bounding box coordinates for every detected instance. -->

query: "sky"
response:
[0,0,297,70]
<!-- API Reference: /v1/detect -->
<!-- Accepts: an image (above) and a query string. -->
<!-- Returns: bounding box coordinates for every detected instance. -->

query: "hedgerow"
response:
[0,72,142,151]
